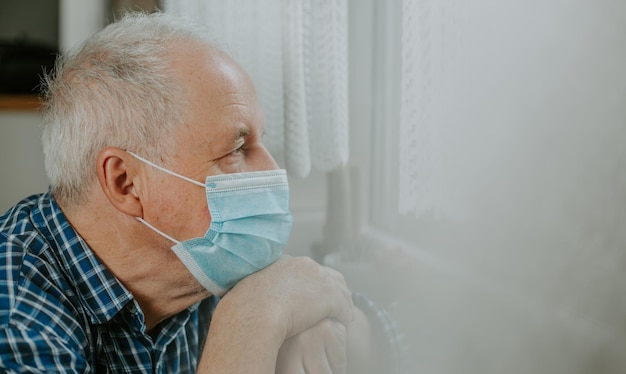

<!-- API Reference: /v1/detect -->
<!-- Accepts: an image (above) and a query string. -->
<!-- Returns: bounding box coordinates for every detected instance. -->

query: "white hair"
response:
[41,12,213,207]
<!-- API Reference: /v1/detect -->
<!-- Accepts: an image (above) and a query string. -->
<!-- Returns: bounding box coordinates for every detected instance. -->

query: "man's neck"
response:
[62,196,210,331]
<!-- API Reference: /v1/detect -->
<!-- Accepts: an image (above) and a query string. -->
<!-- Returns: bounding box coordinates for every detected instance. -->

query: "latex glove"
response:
[198,255,354,373]
[276,318,347,374]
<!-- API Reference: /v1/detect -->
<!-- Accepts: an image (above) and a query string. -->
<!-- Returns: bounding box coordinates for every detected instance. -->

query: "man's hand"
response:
[276,306,373,374]
[197,255,355,373]
[231,255,355,338]
[276,318,348,374]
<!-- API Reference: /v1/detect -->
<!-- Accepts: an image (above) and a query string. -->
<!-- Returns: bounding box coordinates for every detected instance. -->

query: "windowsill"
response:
[0,95,42,111]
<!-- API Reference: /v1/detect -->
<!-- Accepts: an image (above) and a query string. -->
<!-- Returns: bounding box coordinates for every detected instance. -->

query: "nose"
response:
[252,143,279,171]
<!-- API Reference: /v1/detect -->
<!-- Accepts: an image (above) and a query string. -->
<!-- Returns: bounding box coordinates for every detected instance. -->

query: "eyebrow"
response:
[229,127,250,149]
[234,127,250,141]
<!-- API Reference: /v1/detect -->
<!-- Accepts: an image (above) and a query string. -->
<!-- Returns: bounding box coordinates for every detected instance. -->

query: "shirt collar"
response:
[33,192,134,325]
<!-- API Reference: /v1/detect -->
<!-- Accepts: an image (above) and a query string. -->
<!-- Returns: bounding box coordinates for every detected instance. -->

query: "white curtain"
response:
[399,0,463,218]
[163,0,349,178]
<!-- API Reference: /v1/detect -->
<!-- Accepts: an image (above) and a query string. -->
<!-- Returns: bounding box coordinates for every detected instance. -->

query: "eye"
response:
[231,143,245,156]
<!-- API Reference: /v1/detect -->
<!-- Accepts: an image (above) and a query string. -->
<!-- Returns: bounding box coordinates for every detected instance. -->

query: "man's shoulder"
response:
[0,193,82,327]
[0,192,70,264]
[1,193,58,290]
[0,225,91,372]
[0,207,91,360]
[0,193,47,235]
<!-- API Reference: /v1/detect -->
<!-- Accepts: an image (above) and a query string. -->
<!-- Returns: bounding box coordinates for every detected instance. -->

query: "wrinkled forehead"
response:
[169,41,256,95]
[162,42,265,157]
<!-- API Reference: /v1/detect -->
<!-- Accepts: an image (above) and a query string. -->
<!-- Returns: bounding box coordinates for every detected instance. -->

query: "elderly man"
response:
[0,12,397,374]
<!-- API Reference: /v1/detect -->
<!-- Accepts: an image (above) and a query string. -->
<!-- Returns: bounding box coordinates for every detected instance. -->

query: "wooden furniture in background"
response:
[0,95,42,111]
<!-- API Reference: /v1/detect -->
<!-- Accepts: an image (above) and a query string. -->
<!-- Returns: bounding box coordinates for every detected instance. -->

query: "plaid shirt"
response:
[1,193,407,373]
[0,192,214,373]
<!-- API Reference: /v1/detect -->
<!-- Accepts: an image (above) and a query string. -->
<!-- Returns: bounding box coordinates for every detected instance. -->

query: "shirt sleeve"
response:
[0,324,88,373]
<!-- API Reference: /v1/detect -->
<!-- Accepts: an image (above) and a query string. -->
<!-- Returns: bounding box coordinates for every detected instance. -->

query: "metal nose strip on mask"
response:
[127,151,205,188]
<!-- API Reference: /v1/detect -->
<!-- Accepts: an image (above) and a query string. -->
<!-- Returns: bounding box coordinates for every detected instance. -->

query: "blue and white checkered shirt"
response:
[1,192,408,373]
[0,192,214,373]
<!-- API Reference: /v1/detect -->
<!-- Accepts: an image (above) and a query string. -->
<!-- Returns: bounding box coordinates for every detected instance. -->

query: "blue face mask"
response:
[128,152,293,296]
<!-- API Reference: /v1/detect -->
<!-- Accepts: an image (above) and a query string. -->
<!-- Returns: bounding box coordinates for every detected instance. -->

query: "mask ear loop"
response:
[135,217,181,245]
[126,150,204,244]
[126,151,205,188]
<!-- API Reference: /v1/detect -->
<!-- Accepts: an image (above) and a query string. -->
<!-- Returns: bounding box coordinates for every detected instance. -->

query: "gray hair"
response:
[42,12,212,207]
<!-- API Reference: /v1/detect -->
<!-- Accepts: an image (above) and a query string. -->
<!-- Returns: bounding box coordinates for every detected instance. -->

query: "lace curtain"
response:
[399,0,465,218]
[163,0,348,178]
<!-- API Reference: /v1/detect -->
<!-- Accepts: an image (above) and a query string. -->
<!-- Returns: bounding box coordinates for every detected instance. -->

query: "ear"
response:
[96,147,143,218]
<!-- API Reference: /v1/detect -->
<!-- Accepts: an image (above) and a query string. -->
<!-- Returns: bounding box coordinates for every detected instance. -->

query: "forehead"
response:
[168,42,263,156]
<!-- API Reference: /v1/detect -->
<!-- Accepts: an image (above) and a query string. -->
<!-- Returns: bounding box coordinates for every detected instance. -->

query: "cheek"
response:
[196,202,213,229]
[181,192,213,238]
[151,184,211,239]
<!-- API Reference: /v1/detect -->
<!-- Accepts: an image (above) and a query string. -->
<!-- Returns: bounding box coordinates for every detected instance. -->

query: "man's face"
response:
[137,43,278,245]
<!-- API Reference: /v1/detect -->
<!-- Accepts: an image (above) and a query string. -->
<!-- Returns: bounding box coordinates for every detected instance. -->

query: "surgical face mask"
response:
[128,152,293,296]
